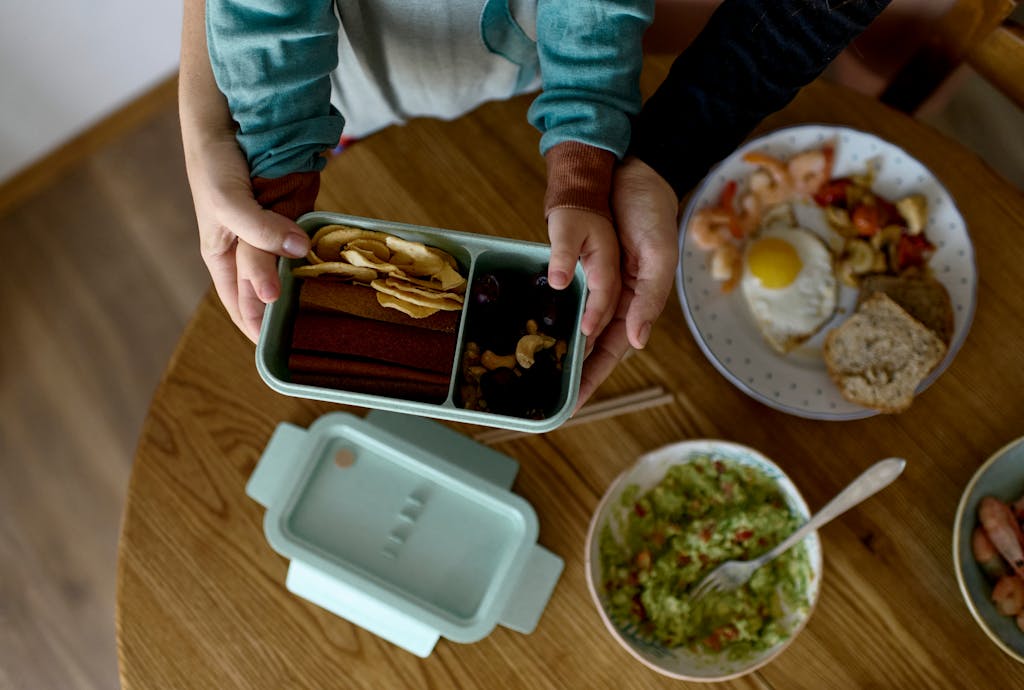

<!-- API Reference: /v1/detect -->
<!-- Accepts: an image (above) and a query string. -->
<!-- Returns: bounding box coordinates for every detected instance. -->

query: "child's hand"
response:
[185,135,311,342]
[546,208,622,347]
[179,0,311,343]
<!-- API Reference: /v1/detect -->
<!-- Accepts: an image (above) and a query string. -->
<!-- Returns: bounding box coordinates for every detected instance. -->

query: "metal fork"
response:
[688,457,907,603]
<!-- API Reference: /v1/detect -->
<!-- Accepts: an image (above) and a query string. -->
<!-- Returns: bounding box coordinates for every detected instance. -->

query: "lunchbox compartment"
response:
[454,251,585,420]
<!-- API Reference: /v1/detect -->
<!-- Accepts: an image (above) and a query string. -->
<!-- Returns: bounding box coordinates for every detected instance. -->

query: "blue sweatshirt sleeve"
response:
[527,0,654,158]
[206,0,346,179]
[629,0,892,198]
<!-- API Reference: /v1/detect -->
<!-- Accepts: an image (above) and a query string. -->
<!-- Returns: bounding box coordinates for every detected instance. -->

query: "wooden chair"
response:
[881,0,1024,113]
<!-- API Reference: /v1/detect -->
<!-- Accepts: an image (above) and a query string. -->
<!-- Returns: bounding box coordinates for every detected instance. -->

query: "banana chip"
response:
[346,238,390,260]
[313,225,389,262]
[384,236,446,276]
[293,224,467,318]
[292,262,378,282]
[341,248,403,274]
[384,276,464,303]
[375,292,441,318]
[371,279,463,311]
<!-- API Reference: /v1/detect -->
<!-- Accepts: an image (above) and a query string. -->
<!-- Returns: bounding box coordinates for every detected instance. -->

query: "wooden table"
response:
[117,57,1024,688]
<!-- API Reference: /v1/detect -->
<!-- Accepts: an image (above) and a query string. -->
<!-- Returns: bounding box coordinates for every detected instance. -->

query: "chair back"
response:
[881,0,1024,112]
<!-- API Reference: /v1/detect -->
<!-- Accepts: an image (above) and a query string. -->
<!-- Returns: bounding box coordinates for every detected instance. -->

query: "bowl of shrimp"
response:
[953,434,1024,663]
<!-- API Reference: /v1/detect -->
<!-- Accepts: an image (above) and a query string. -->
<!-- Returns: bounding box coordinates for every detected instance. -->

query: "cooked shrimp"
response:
[993,575,1024,616]
[979,496,1024,579]
[744,152,794,206]
[973,526,1010,581]
[788,146,834,197]
[688,207,735,250]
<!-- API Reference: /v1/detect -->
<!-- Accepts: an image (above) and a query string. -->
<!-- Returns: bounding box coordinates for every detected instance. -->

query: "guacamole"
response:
[599,456,812,659]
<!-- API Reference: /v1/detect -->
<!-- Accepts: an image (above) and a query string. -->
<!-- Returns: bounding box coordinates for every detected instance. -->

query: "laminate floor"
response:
[0,107,209,690]
[0,74,1020,690]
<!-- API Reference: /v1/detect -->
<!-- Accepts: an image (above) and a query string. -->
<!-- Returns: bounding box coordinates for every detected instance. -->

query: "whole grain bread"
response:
[823,292,947,413]
[857,273,954,345]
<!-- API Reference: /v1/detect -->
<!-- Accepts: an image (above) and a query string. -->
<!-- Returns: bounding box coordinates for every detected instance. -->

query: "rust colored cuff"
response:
[543,142,616,221]
[251,171,320,221]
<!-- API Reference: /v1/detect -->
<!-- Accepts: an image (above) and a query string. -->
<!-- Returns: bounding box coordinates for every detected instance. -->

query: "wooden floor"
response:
[0,74,1020,689]
[0,106,209,690]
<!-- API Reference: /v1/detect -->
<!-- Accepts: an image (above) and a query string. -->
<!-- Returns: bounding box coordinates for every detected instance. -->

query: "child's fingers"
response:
[548,208,620,336]
[204,238,243,329]
[235,240,281,342]
[546,209,587,290]
[580,252,620,337]
[222,195,311,259]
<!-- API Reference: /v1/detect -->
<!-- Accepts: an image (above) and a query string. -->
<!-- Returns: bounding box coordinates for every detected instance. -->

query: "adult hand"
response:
[180,0,310,342]
[576,155,679,407]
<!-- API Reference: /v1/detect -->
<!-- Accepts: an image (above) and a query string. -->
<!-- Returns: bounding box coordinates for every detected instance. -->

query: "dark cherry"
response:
[481,368,526,416]
[471,273,501,308]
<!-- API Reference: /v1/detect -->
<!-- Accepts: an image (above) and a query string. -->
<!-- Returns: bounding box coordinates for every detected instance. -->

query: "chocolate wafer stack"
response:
[289,280,459,402]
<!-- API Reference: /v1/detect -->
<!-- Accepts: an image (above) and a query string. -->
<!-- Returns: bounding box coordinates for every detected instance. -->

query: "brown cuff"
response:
[251,171,320,221]
[543,141,616,220]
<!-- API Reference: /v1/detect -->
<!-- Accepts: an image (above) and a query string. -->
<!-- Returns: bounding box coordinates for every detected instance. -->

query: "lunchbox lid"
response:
[247,410,563,656]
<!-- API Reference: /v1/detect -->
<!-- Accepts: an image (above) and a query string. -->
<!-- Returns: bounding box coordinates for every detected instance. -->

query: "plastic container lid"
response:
[247,410,563,657]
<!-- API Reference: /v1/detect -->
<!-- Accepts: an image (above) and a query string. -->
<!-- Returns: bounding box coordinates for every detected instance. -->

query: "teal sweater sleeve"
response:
[527,0,653,159]
[206,0,345,179]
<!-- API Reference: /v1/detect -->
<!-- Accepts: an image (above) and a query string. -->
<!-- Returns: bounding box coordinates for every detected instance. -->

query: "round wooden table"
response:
[117,57,1024,688]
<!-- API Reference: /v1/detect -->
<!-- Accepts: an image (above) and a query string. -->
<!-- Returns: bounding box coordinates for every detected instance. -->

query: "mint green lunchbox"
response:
[256,211,587,433]
[247,410,564,657]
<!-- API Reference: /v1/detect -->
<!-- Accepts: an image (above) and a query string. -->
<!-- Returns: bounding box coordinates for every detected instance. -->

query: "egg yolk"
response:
[747,237,802,288]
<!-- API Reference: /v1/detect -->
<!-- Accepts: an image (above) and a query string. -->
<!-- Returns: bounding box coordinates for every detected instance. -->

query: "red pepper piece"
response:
[719,179,738,210]
[876,196,902,228]
[852,203,881,237]
[896,233,935,270]
[813,177,854,207]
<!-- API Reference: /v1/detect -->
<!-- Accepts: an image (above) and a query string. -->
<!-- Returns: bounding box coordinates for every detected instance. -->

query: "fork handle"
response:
[759,458,907,564]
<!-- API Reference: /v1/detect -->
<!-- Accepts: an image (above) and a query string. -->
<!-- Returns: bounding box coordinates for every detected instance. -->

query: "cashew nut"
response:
[824,205,853,235]
[481,350,516,370]
[554,339,568,368]
[845,239,875,274]
[515,334,556,369]
[896,194,927,235]
[870,224,903,250]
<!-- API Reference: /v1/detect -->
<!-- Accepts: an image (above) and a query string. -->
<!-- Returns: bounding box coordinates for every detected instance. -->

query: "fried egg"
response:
[741,225,838,354]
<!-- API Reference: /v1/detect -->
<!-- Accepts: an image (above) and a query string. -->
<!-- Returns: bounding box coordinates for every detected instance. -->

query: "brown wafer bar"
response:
[298,279,460,333]
[290,311,457,374]
[288,351,452,387]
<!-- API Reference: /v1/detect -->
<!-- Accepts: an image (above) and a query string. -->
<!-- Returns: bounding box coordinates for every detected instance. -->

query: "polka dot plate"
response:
[676,124,977,420]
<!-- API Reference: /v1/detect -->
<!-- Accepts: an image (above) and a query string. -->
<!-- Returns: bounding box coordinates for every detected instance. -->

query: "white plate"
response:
[676,124,977,420]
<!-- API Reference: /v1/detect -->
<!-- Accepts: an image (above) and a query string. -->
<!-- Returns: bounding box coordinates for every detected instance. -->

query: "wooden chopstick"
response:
[473,385,675,445]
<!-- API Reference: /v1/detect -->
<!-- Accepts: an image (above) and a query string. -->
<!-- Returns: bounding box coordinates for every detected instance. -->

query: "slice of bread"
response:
[857,273,954,345]
[823,292,947,413]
